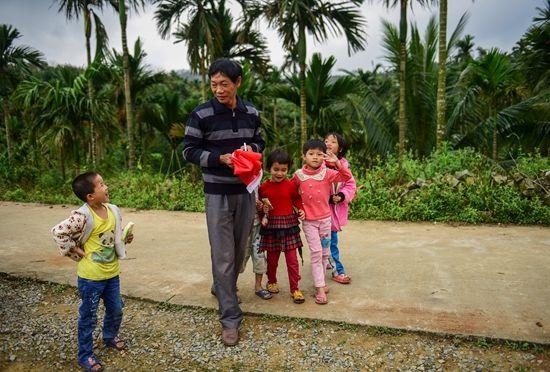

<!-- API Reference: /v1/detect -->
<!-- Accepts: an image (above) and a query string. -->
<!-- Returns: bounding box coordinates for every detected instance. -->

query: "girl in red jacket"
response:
[258,149,306,304]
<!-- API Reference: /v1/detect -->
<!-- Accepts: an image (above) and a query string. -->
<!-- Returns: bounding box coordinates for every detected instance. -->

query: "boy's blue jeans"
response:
[77,276,124,364]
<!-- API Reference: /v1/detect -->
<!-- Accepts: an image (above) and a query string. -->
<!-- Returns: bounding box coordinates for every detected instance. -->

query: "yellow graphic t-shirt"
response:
[77,206,120,280]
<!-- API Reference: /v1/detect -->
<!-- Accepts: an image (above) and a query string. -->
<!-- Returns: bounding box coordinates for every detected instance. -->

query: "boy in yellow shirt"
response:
[51,172,133,372]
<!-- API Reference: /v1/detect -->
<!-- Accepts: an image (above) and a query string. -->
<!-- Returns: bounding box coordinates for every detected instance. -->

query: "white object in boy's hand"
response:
[122,222,135,244]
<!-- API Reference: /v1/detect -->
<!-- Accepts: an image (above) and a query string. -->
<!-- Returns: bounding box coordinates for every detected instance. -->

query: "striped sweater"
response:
[183,96,265,195]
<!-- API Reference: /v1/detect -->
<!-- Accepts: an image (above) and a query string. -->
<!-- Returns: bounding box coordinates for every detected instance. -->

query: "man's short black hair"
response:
[72,172,99,202]
[208,58,242,83]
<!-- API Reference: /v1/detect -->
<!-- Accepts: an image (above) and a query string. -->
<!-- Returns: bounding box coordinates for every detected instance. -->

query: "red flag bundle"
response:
[232,149,263,193]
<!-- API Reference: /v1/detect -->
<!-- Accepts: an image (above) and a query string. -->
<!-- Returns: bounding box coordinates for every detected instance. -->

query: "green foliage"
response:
[475,337,490,348]
[349,148,550,225]
[107,172,205,212]
[52,283,69,294]
[512,151,550,177]
[0,167,206,212]
[1,149,548,225]
[370,326,404,336]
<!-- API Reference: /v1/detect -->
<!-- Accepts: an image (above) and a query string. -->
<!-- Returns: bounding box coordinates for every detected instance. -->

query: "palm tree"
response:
[406,17,439,157]
[380,16,438,157]
[509,0,550,155]
[374,0,436,163]
[214,2,270,75]
[441,4,550,157]
[351,66,398,158]
[270,53,365,162]
[410,13,468,157]
[253,0,367,145]
[57,0,111,65]
[378,11,467,158]
[154,0,268,100]
[0,24,45,167]
[435,0,447,149]
[56,0,111,167]
[14,67,118,177]
[451,49,516,160]
[110,0,148,169]
[153,0,224,100]
[145,84,197,176]
[108,38,168,163]
[436,0,475,150]
[513,0,550,95]
[453,34,475,63]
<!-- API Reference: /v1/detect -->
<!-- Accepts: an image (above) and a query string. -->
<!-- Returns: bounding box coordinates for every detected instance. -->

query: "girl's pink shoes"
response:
[314,292,328,305]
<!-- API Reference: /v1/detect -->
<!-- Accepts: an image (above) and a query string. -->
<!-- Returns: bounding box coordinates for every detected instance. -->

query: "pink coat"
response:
[329,158,356,232]
[293,163,352,221]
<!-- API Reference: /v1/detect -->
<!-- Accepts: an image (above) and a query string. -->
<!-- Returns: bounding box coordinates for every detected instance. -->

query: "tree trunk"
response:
[119,0,136,169]
[2,101,12,166]
[200,47,207,102]
[272,98,277,132]
[398,0,408,164]
[200,71,207,103]
[84,7,96,167]
[299,66,307,146]
[298,27,308,145]
[436,0,448,150]
[492,116,498,161]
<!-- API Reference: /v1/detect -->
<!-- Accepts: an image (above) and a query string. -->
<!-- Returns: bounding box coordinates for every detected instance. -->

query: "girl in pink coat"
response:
[292,139,352,305]
[325,133,357,284]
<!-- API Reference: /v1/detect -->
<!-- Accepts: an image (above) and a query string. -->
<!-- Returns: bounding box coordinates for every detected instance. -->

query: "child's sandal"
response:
[255,289,273,300]
[104,336,126,351]
[314,292,328,305]
[78,356,103,372]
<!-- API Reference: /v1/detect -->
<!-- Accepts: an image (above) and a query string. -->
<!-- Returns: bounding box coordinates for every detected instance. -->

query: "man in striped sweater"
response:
[183,58,265,346]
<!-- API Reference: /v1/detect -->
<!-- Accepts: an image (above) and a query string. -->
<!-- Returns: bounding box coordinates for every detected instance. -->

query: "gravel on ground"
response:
[0,273,548,371]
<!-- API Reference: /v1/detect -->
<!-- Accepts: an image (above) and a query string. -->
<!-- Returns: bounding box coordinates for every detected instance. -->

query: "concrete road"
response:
[1,201,549,344]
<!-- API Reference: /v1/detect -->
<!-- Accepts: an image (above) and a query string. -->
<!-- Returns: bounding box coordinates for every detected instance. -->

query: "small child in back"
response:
[239,188,272,300]
[51,172,133,372]
[258,148,306,304]
[325,132,356,284]
[292,139,352,305]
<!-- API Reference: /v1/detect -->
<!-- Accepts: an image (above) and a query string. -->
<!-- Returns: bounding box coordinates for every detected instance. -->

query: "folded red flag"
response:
[232,149,263,193]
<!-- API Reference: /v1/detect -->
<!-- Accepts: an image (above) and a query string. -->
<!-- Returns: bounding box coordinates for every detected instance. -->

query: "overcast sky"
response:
[0,0,545,73]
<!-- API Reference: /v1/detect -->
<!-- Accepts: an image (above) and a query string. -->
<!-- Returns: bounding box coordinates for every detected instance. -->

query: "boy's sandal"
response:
[332,274,351,284]
[79,356,103,372]
[255,289,273,300]
[104,336,126,351]
[314,293,328,305]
